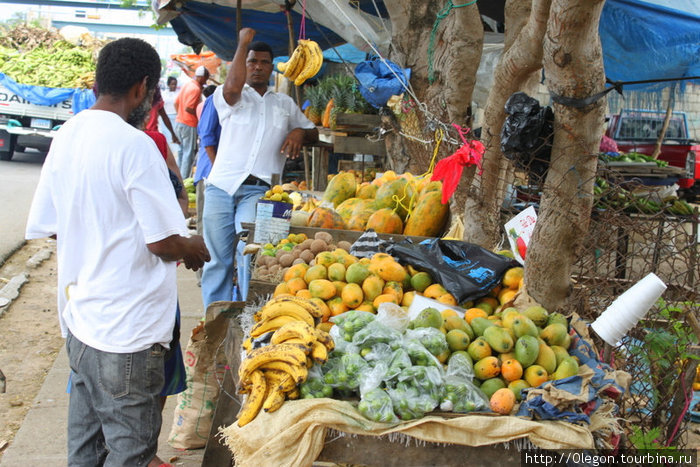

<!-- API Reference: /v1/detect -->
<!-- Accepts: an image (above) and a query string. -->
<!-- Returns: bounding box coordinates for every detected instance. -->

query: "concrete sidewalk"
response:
[0,267,209,467]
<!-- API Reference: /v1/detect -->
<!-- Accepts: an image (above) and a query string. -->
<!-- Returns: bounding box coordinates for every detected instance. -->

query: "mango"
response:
[483,326,514,354]
[449,350,473,366]
[341,282,363,308]
[470,317,495,337]
[474,356,501,380]
[522,305,549,327]
[423,283,447,299]
[444,316,475,340]
[551,357,579,380]
[361,274,385,301]
[514,335,540,368]
[551,345,570,367]
[535,342,557,374]
[345,263,370,284]
[547,312,568,328]
[409,272,433,293]
[540,323,569,347]
[468,337,492,361]
[401,290,415,307]
[512,315,539,338]
[304,264,328,283]
[411,307,443,329]
[480,377,506,398]
[524,364,548,387]
[327,263,346,282]
[382,281,404,303]
[308,279,336,300]
[507,379,530,402]
[446,329,471,352]
[501,308,521,329]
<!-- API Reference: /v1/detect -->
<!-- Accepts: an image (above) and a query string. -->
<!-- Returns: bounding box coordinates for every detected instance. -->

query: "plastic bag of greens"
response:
[439,352,489,413]
[323,352,369,392]
[385,347,413,381]
[404,327,449,357]
[395,365,444,404]
[331,310,376,342]
[299,364,334,399]
[387,366,444,421]
[358,386,399,424]
[352,320,403,351]
[375,302,411,333]
[404,338,443,368]
[360,342,393,364]
[359,360,390,396]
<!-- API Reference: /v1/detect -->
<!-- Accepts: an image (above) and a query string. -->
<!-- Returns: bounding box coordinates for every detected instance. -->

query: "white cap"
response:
[195,65,208,77]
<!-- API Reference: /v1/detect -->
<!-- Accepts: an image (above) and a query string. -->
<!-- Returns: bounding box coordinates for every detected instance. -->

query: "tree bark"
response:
[384,0,483,190]
[524,0,607,311]
[462,0,550,248]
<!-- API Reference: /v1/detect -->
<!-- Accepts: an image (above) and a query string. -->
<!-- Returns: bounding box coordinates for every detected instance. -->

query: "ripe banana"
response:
[237,370,267,426]
[313,328,334,351]
[238,343,308,384]
[311,340,328,364]
[283,44,306,81]
[271,321,318,346]
[250,315,298,338]
[242,337,253,353]
[262,386,286,413]
[287,387,300,400]
[261,295,325,319]
[294,39,323,86]
[275,337,313,351]
[258,360,309,384]
[255,301,315,327]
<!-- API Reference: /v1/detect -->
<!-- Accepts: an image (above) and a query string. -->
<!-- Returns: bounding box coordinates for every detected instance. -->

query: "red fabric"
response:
[145,98,164,132]
[430,125,485,204]
[144,130,168,161]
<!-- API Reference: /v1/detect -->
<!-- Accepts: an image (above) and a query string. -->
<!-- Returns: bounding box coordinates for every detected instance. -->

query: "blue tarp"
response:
[174,1,344,61]
[600,0,700,91]
[0,72,95,115]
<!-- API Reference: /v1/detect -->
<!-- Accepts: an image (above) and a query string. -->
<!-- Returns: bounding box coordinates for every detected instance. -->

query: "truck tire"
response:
[0,132,17,161]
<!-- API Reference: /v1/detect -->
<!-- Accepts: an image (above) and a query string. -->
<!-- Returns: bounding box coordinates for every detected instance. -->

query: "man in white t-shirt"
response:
[201,28,318,307]
[25,38,210,467]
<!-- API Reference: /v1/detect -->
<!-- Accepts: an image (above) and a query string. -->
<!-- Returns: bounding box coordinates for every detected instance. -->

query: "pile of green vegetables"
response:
[0,25,96,88]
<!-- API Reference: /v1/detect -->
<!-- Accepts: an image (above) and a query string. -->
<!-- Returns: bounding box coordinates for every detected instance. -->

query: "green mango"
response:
[480,377,506,398]
[522,305,549,327]
[535,342,557,374]
[539,323,569,347]
[470,317,495,337]
[483,326,514,354]
[514,335,540,368]
[551,345,570,367]
[547,312,568,328]
[512,315,539,338]
[551,357,579,380]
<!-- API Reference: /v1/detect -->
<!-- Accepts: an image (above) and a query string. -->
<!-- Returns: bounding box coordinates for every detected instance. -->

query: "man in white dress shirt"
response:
[201,27,318,307]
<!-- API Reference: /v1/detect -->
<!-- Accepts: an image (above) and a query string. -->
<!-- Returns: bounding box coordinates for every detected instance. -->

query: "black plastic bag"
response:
[500,92,554,179]
[386,239,518,303]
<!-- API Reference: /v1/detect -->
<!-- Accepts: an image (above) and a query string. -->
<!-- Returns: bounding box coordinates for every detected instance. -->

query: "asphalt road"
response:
[0,150,45,264]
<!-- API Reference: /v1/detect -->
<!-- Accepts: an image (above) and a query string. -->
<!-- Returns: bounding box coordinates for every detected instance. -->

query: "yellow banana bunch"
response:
[253,295,324,324]
[270,321,334,363]
[277,39,323,85]
[300,197,319,212]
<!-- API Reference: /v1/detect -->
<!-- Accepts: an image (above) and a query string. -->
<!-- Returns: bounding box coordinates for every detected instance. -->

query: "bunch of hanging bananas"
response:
[277,39,323,86]
[236,296,335,426]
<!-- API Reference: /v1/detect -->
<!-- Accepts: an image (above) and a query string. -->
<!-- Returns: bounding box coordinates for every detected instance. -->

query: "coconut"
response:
[300,249,315,263]
[309,239,327,254]
[314,231,333,244]
[279,253,295,268]
[337,240,352,252]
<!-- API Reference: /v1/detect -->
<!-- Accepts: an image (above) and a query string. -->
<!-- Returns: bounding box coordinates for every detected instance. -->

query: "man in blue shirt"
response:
[194,88,221,285]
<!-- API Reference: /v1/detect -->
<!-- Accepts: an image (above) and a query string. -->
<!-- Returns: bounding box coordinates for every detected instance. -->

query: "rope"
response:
[298,0,307,40]
[428,0,478,84]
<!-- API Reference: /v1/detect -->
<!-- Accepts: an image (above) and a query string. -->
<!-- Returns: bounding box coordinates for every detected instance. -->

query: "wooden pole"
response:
[286,9,301,105]
[651,84,676,159]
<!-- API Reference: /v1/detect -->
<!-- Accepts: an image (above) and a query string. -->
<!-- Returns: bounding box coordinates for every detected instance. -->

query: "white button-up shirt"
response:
[209,84,315,195]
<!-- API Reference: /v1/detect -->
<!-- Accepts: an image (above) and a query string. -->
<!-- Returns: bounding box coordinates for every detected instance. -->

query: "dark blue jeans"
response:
[66,331,165,466]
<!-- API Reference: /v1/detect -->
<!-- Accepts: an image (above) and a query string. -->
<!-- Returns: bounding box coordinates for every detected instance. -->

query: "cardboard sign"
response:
[504,205,537,265]
[254,200,293,245]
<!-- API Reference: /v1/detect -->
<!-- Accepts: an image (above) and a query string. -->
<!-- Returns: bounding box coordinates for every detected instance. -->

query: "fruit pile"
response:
[237,295,334,426]
[594,178,696,216]
[183,178,196,207]
[253,231,352,281]
[307,170,449,237]
[260,185,294,204]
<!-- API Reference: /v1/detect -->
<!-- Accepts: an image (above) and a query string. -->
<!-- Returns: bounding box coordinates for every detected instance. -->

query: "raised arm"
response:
[222,27,256,106]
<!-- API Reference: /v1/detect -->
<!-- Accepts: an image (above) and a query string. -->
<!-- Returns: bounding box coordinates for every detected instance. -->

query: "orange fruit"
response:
[502,267,524,289]
[286,277,307,295]
[464,307,488,324]
[490,388,516,415]
[501,359,524,382]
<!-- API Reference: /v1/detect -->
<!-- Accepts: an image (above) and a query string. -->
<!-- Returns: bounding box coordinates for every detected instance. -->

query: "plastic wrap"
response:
[299,365,334,399]
[330,310,376,343]
[375,302,411,332]
[357,386,399,424]
[404,339,443,368]
[440,353,489,413]
[323,352,369,391]
[352,320,403,350]
[404,327,449,357]
[387,366,445,420]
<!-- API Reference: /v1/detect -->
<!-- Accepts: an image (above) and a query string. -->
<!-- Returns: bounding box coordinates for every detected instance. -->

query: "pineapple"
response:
[329,76,354,130]
[304,86,325,125]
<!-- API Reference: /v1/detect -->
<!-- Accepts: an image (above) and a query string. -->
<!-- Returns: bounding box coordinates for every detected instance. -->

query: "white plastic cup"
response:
[590,273,667,346]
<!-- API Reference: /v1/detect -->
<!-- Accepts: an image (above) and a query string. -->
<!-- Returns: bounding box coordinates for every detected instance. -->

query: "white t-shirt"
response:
[208,85,315,195]
[162,88,179,115]
[25,110,189,353]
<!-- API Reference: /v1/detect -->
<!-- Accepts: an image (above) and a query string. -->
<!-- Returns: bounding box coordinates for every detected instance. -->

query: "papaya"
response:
[374,178,414,220]
[419,180,443,197]
[403,190,449,237]
[346,199,376,231]
[335,197,364,223]
[322,172,357,207]
[356,183,378,200]
[307,207,346,230]
[365,208,403,234]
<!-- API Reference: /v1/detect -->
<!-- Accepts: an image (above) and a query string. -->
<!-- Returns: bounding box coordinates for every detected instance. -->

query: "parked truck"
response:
[0,81,75,161]
[605,109,700,201]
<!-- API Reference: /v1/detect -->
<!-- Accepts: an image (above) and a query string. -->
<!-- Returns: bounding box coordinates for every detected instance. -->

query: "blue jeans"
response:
[175,122,197,179]
[66,332,165,467]
[201,182,266,308]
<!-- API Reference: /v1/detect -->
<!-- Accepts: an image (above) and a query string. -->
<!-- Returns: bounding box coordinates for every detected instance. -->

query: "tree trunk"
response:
[523,0,607,311]
[462,0,550,248]
[384,0,483,191]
